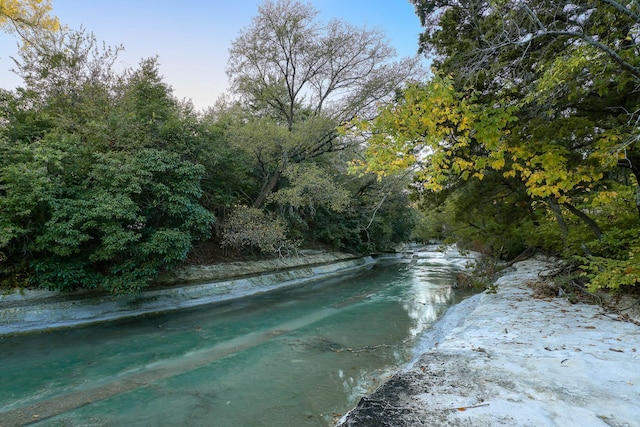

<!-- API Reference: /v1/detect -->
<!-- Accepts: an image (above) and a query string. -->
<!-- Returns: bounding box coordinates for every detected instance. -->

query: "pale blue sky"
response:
[0,0,425,110]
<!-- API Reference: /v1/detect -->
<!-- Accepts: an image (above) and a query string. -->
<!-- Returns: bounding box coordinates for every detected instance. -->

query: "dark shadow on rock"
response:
[340,376,416,426]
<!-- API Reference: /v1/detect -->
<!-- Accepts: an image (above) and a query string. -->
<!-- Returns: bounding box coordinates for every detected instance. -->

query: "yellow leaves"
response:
[349,73,521,192]
[591,190,620,207]
[526,170,546,186]
[488,155,505,170]
[421,176,444,192]
[458,115,471,132]
[503,169,517,179]
[452,158,473,174]
[348,158,366,172]
[392,156,414,168]
[527,186,551,198]
[0,0,60,33]
[351,71,614,209]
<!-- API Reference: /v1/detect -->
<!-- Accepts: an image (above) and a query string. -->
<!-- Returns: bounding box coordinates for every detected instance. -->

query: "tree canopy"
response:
[0,0,59,35]
[0,1,420,293]
[226,0,422,208]
[355,0,640,290]
[1,29,215,293]
[10,0,635,294]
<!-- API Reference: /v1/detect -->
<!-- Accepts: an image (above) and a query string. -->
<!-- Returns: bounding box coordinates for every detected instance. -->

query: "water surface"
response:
[0,247,473,426]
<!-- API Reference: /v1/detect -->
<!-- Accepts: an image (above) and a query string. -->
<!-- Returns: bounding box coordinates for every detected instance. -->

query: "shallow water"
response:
[0,248,474,426]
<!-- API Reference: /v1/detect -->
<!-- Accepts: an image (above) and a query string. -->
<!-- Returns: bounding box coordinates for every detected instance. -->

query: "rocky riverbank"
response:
[0,252,368,336]
[338,255,640,426]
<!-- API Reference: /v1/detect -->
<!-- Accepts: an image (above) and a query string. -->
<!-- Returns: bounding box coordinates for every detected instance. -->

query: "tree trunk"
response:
[252,169,282,209]
[547,198,568,249]
[561,202,603,240]
[617,154,640,216]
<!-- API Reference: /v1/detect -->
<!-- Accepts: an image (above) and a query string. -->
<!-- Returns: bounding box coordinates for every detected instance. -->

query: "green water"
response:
[0,248,473,426]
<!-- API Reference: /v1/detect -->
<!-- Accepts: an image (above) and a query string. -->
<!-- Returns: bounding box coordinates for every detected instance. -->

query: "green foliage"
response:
[578,239,640,292]
[343,0,640,292]
[410,209,444,243]
[221,206,294,255]
[568,182,640,291]
[411,174,542,259]
[269,163,350,213]
[0,5,444,294]
[0,32,215,294]
[578,208,640,292]
[302,171,416,253]
[307,207,362,251]
[226,0,420,208]
[1,138,215,293]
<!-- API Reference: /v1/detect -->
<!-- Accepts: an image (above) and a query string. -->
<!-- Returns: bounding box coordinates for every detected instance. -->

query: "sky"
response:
[0,0,426,111]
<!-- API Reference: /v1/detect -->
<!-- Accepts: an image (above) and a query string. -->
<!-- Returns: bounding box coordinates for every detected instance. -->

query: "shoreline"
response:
[338,255,640,426]
[0,252,371,336]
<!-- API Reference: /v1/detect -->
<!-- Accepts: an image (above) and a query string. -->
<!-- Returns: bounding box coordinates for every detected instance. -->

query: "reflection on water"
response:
[405,264,457,337]
[0,246,474,426]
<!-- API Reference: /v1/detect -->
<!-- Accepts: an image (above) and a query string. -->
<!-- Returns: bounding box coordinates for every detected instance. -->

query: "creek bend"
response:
[0,246,474,426]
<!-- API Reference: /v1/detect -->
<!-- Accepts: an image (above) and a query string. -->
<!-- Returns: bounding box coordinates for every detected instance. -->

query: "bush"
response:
[222,206,295,256]
[1,145,215,294]
[578,233,640,292]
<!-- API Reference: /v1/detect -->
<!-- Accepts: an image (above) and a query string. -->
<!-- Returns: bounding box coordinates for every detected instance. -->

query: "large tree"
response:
[356,0,640,287]
[226,0,422,208]
[1,29,215,293]
[411,0,640,193]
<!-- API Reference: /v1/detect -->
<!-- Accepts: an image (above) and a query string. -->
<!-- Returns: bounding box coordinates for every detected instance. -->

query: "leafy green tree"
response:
[359,0,640,286]
[189,105,256,212]
[217,0,424,254]
[299,160,416,253]
[410,0,640,212]
[268,163,350,214]
[1,28,215,293]
[227,0,422,208]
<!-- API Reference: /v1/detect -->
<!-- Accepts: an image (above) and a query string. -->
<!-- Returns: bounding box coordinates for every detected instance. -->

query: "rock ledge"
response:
[338,255,640,426]
[0,252,368,336]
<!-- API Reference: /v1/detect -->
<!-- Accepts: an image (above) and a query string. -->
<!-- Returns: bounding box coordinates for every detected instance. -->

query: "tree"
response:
[221,206,293,255]
[352,0,640,287]
[410,0,640,211]
[403,0,638,217]
[198,103,261,217]
[226,0,422,208]
[415,0,640,79]
[10,28,123,138]
[1,29,215,293]
[0,0,59,36]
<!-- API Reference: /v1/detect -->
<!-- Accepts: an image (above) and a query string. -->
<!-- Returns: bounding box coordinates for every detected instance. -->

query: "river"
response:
[0,246,474,426]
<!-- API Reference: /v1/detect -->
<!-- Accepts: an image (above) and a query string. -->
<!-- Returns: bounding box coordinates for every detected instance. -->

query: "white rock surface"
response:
[0,254,370,336]
[339,256,640,426]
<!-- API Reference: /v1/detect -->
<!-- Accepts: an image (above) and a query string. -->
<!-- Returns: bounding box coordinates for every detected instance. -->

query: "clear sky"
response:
[0,0,426,110]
